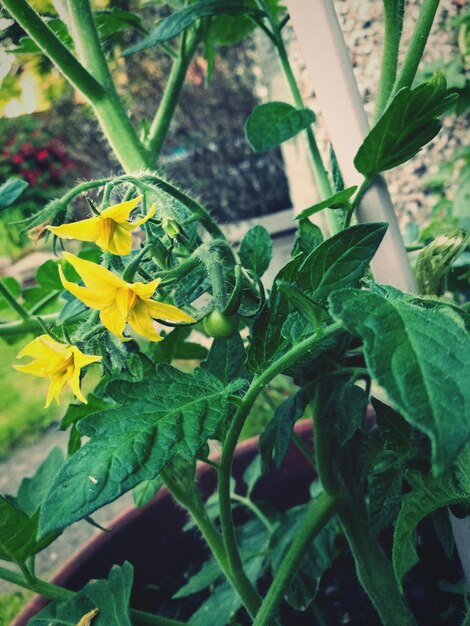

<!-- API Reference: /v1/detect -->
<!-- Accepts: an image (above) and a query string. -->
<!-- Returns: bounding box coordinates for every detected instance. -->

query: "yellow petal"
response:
[45,371,69,408]
[62,253,125,292]
[100,303,128,339]
[68,366,87,404]
[48,217,100,242]
[13,362,49,377]
[71,348,102,369]
[106,224,133,256]
[99,195,143,222]
[132,202,156,227]
[59,266,112,310]
[130,278,161,301]
[16,334,59,359]
[127,302,163,342]
[146,299,195,323]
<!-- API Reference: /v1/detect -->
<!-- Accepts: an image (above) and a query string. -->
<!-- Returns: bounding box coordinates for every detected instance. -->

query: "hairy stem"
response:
[394,0,441,92]
[218,322,344,619]
[0,281,30,321]
[375,0,405,119]
[146,29,201,159]
[257,0,341,235]
[162,472,261,619]
[66,0,151,171]
[253,492,342,626]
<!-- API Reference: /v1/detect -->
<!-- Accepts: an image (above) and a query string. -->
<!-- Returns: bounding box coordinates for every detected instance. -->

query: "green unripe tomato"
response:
[203,310,239,339]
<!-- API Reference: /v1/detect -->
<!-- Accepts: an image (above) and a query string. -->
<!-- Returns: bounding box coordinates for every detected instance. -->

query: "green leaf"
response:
[270,504,336,610]
[94,8,144,37]
[133,476,164,508]
[61,395,112,430]
[393,471,468,585]
[30,562,133,626]
[123,1,263,54]
[298,223,388,302]
[0,177,28,210]
[246,257,302,372]
[259,391,309,471]
[329,289,470,474]
[202,333,249,384]
[173,558,223,598]
[354,74,458,177]
[209,13,256,46]
[245,102,315,153]
[291,219,323,258]
[174,262,210,306]
[39,365,243,535]
[15,448,64,517]
[36,259,63,291]
[239,225,272,277]
[295,186,357,221]
[0,497,40,563]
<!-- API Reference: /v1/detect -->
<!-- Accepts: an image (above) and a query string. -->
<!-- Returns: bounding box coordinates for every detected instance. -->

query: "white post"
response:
[285,0,417,293]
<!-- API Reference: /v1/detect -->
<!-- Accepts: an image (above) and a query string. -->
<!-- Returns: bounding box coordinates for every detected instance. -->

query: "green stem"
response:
[375,0,405,120]
[0,313,60,338]
[66,0,151,171]
[344,178,371,228]
[218,322,344,615]
[146,29,201,160]
[252,492,342,626]
[257,0,341,235]
[0,0,102,99]
[0,566,187,625]
[338,500,417,626]
[0,281,30,321]
[162,473,261,619]
[394,0,441,92]
[230,494,275,533]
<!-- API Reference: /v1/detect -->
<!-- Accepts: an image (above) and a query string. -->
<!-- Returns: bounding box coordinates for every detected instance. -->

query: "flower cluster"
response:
[15,196,194,406]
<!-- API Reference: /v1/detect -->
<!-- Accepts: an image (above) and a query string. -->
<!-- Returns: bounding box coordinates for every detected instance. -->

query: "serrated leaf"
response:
[297,223,387,302]
[245,102,315,153]
[393,472,468,584]
[259,391,308,471]
[329,289,470,474]
[15,448,64,516]
[354,74,458,177]
[238,225,272,277]
[202,333,249,384]
[123,1,262,54]
[30,562,133,626]
[270,504,336,610]
[0,177,28,210]
[291,219,323,258]
[39,365,242,535]
[295,186,357,221]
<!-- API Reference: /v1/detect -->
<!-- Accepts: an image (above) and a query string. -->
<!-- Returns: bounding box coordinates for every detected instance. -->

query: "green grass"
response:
[0,590,30,625]
[0,338,61,458]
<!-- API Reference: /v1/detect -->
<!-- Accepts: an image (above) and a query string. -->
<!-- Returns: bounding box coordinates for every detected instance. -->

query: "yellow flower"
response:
[47,196,155,256]
[59,252,195,342]
[14,335,101,408]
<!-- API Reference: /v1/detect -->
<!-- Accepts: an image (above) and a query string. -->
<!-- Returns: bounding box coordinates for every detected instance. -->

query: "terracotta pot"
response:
[12,421,315,625]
